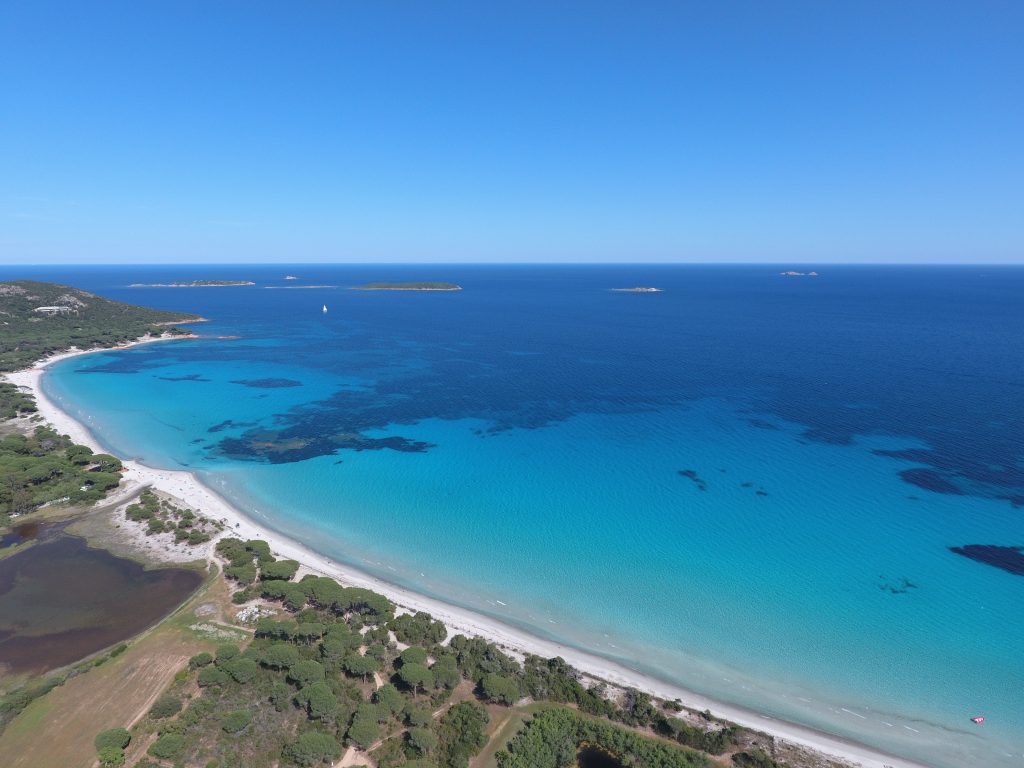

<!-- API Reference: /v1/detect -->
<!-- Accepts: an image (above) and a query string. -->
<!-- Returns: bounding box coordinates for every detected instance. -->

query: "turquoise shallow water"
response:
[27,264,1024,767]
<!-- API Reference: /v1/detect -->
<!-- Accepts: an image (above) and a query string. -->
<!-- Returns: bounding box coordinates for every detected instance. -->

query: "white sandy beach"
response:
[4,339,933,768]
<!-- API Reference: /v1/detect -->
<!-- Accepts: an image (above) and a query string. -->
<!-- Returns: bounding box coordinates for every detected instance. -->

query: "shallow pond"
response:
[0,526,203,675]
[578,745,626,768]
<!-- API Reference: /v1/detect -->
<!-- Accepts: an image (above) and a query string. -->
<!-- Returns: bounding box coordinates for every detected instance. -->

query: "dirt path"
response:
[338,745,376,767]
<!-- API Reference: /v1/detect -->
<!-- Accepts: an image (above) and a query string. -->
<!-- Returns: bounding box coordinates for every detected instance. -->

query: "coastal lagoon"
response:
[0,523,202,675]
[17,264,1024,767]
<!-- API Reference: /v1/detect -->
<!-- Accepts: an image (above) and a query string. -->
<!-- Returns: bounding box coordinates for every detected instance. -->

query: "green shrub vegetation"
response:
[97,744,126,767]
[659,714,738,754]
[733,751,785,768]
[94,727,131,767]
[190,652,214,668]
[497,707,712,768]
[148,732,186,760]
[124,488,220,545]
[221,709,253,733]
[348,702,381,748]
[480,672,521,705]
[216,643,241,662]
[198,666,231,687]
[262,559,300,580]
[149,694,183,719]
[94,727,131,751]
[0,424,122,519]
[389,611,447,646]
[223,657,260,684]
[283,731,341,766]
[0,382,36,420]
[397,662,434,695]
[0,280,198,372]
[81,536,757,768]
[399,646,429,666]
[437,701,489,768]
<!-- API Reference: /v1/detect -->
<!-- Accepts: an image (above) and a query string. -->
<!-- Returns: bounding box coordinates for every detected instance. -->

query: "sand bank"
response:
[4,340,931,768]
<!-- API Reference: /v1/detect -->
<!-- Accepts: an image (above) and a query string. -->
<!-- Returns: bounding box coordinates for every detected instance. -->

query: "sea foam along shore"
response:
[4,338,932,768]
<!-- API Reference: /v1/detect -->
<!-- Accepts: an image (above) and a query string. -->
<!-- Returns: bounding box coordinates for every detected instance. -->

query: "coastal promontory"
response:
[0,280,200,371]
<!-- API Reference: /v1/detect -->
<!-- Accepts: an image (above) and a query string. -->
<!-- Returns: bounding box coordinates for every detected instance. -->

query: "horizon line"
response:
[3,261,1024,268]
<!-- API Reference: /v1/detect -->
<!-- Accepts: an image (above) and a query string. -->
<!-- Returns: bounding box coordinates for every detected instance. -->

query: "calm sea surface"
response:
[9,264,1023,767]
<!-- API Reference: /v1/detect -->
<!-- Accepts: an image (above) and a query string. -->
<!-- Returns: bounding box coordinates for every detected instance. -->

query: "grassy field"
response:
[473,701,555,768]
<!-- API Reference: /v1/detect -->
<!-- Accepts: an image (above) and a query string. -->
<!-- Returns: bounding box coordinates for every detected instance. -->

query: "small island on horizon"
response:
[129,280,256,288]
[610,286,663,292]
[351,282,462,291]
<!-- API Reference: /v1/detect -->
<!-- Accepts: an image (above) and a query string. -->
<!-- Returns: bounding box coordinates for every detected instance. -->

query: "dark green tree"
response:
[215,643,241,663]
[399,646,429,666]
[262,642,302,669]
[342,653,378,681]
[270,681,293,712]
[283,731,341,766]
[398,663,434,695]
[262,559,300,580]
[409,726,439,755]
[223,657,260,684]
[437,701,489,768]
[405,703,433,727]
[347,702,381,749]
[288,659,326,687]
[480,673,520,705]
[221,709,253,733]
[372,683,403,716]
[431,656,461,689]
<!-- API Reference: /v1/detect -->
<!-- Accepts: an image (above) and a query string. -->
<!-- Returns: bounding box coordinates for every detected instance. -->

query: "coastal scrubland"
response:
[67,533,786,768]
[0,384,123,527]
[123,488,222,548]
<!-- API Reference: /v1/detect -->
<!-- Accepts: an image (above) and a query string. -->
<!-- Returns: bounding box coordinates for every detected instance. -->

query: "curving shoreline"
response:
[4,340,932,768]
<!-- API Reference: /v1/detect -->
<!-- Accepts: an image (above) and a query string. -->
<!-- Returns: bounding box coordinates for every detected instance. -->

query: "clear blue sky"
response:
[2,1,1021,264]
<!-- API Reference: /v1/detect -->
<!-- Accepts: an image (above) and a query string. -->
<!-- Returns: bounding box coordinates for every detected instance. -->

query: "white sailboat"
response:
[322,304,328,313]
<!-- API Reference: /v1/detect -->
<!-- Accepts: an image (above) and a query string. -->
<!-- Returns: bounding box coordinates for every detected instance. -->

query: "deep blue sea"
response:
[7,264,1023,767]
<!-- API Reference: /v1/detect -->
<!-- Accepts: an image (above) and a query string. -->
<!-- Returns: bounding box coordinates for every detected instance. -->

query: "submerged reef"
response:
[208,419,257,433]
[678,469,707,491]
[229,378,303,388]
[898,468,964,496]
[878,576,918,595]
[157,373,210,382]
[217,429,432,463]
[949,545,1024,576]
